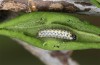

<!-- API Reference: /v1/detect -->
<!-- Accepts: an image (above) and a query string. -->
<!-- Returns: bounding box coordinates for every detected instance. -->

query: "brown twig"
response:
[0,0,100,15]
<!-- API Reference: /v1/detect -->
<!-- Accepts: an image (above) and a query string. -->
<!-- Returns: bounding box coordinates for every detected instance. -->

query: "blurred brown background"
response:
[0,14,100,65]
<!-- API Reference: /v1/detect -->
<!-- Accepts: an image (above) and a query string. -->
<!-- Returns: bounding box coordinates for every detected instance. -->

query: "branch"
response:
[14,39,79,65]
[0,0,100,15]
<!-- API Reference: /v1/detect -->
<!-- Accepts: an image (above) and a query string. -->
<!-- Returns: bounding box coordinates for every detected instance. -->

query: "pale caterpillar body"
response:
[38,29,76,40]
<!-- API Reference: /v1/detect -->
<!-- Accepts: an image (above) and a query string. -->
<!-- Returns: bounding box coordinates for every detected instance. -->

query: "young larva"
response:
[38,29,76,40]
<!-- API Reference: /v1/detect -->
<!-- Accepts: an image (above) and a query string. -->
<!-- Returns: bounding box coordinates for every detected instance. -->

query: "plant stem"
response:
[0,0,100,15]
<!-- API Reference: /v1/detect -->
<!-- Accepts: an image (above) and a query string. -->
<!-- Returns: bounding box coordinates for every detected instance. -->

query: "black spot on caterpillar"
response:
[38,29,76,40]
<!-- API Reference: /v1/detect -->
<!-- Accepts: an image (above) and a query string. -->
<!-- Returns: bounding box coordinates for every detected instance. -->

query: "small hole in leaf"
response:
[54,45,60,48]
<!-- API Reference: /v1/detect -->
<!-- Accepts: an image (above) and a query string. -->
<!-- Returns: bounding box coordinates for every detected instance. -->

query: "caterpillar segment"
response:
[38,29,76,40]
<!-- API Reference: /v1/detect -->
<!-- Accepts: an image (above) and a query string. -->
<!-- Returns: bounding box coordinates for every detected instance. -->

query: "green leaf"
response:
[0,12,100,50]
[91,0,100,8]
[97,0,100,3]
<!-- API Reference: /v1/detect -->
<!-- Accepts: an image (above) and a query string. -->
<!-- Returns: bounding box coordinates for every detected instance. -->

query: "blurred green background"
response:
[0,14,100,65]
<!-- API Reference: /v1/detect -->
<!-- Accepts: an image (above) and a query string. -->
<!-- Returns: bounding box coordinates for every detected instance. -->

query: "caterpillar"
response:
[38,29,76,40]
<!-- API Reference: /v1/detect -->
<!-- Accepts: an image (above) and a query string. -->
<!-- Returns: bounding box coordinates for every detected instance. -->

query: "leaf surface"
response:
[0,12,100,50]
